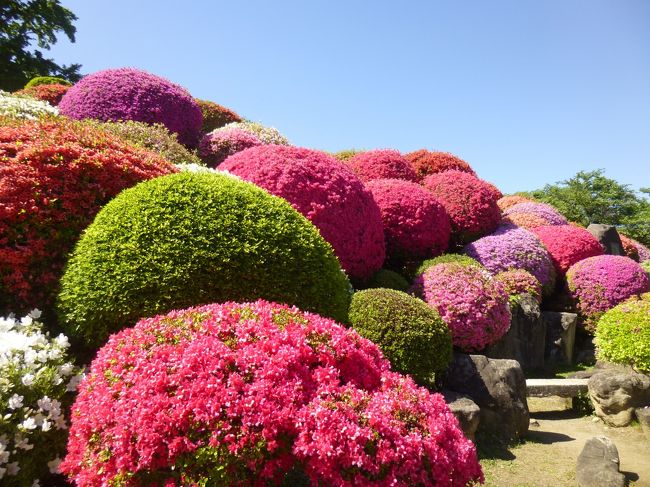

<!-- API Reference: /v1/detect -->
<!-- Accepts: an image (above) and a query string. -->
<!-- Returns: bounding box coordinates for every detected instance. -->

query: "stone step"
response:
[526,378,589,398]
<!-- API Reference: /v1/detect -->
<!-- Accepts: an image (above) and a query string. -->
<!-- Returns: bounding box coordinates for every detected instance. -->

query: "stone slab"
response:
[526,378,589,398]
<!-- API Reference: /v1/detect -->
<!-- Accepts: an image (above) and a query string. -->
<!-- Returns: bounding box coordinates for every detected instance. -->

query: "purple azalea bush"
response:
[503,202,568,226]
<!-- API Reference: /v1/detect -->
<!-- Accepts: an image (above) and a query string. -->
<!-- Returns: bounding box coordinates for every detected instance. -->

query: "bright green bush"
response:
[642,260,650,279]
[348,288,452,386]
[413,254,482,279]
[24,76,72,88]
[595,295,650,373]
[361,269,409,292]
[57,172,351,348]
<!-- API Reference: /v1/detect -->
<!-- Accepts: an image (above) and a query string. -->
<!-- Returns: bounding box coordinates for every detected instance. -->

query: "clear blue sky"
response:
[48,0,650,195]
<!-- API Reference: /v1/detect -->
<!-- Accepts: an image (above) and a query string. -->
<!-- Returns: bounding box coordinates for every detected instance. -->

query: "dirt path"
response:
[480,397,650,487]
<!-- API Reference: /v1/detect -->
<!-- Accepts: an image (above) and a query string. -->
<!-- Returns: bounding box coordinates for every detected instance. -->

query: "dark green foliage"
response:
[360,269,409,292]
[24,75,71,87]
[412,254,482,279]
[348,288,452,387]
[57,172,352,349]
[0,0,81,91]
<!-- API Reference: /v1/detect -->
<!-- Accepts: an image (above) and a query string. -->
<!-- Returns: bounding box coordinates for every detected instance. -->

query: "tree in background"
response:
[0,0,81,91]
[522,170,650,246]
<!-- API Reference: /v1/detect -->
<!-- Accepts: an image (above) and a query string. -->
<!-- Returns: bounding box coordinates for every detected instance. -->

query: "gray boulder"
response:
[442,390,481,441]
[586,224,624,256]
[542,311,577,365]
[444,353,529,441]
[588,368,650,426]
[635,407,650,442]
[576,436,625,487]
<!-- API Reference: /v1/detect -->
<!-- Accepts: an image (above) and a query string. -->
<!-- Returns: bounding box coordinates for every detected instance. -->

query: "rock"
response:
[576,436,625,487]
[526,378,589,398]
[542,311,577,365]
[586,224,624,256]
[444,353,529,441]
[635,407,650,442]
[442,390,481,441]
[588,369,650,426]
[484,295,546,369]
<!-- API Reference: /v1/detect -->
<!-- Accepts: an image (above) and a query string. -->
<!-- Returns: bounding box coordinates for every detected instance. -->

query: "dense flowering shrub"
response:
[413,263,511,351]
[58,68,203,146]
[199,127,263,167]
[194,98,242,133]
[497,195,533,211]
[360,269,410,292]
[0,309,82,486]
[0,91,58,119]
[346,149,417,182]
[366,179,450,264]
[413,254,482,280]
[495,269,542,305]
[57,172,352,348]
[531,225,604,275]
[349,289,452,386]
[422,170,501,244]
[634,239,650,262]
[503,202,568,226]
[405,149,476,180]
[619,234,640,262]
[464,225,556,293]
[500,212,551,230]
[222,145,385,280]
[14,84,69,106]
[595,296,650,373]
[566,255,650,331]
[61,300,483,486]
[222,121,289,145]
[24,77,71,88]
[0,118,176,315]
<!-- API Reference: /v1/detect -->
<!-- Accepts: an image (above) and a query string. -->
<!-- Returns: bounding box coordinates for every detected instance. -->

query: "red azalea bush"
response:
[365,179,450,264]
[346,149,417,182]
[412,263,511,351]
[15,83,70,106]
[566,255,650,331]
[221,145,385,280]
[531,225,604,275]
[61,300,483,486]
[405,149,476,180]
[619,234,640,262]
[497,195,533,211]
[495,269,542,304]
[195,98,242,133]
[58,68,203,146]
[422,170,501,244]
[0,118,176,314]
[631,238,650,262]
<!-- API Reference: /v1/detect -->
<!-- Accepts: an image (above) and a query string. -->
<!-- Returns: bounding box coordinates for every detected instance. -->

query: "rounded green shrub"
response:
[361,269,410,292]
[57,172,351,348]
[641,260,650,279]
[25,76,72,88]
[595,296,650,373]
[412,253,482,280]
[348,288,452,386]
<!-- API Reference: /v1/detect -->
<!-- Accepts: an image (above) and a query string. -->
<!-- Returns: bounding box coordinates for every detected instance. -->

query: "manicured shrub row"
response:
[194,98,242,133]
[405,149,476,180]
[346,149,417,182]
[531,225,604,275]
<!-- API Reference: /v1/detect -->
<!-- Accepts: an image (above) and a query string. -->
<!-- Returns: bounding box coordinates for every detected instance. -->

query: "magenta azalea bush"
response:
[531,225,604,275]
[566,255,650,331]
[413,263,511,351]
[346,149,417,183]
[58,68,203,146]
[221,145,385,280]
[61,300,483,486]
[464,224,556,293]
[495,269,542,304]
[198,127,263,167]
[502,202,567,226]
[631,238,650,263]
[365,179,450,264]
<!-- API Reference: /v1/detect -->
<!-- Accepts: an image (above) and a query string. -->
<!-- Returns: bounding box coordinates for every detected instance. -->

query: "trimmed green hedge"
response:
[361,269,409,292]
[57,172,351,348]
[24,76,72,88]
[412,254,482,279]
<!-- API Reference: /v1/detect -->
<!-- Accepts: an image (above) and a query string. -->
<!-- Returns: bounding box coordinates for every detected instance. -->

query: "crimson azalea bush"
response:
[566,255,650,331]
[345,149,417,182]
[15,84,69,106]
[412,263,511,352]
[58,68,203,147]
[61,300,483,486]
[221,145,385,280]
[497,195,533,211]
[503,202,567,226]
[422,170,501,244]
[194,98,242,133]
[464,224,556,293]
[405,150,476,180]
[531,225,604,275]
[366,179,450,264]
[199,127,263,167]
[0,118,176,315]
[495,269,542,305]
[619,234,640,262]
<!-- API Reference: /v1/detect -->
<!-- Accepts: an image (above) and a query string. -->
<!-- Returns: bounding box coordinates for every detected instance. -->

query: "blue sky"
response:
[48,0,650,195]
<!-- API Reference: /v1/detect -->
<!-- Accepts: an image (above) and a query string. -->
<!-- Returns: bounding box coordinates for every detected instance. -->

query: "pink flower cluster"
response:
[630,238,650,263]
[61,300,483,486]
[503,202,568,226]
[422,170,501,244]
[365,179,450,263]
[345,149,417,182]
[532,225,604,275]
[495,269,542,303]
[198,127,262,167]
[221,145,386,280]
[566,255,650,330]
[59,68,203,147]
[413,263,511,351]
[497,195,532,211]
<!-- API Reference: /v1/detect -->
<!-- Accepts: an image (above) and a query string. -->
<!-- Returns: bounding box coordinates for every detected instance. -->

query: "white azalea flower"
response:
[7,394,23,409]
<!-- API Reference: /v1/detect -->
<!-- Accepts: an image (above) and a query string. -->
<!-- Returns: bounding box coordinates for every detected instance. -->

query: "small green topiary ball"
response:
[595,295,650,373]
[348,288,452,387]
[361,269,410,292]
[25,76,72,88]
[57,172,351,348]
[412,254,482,280]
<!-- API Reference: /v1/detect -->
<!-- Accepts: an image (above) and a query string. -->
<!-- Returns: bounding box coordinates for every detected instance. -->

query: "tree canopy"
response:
[0,0,81,91]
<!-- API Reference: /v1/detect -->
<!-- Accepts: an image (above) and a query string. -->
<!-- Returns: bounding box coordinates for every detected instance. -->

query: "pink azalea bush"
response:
[346,149,417,182]
[198,127,263,167]
[61,300,483,486]
[531,225,604,275]
[412,263,511,351]
[365,179,450,263]
[566,255,650,331]
[58,68,203,146]
[495,269,543,304]
[221,145,385,280]
[629,238,650,263]
[503,202,567,226]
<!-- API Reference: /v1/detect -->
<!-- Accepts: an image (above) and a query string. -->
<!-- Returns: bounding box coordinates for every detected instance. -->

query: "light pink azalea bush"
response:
[61,300,483,486]
[198,127,263,167]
